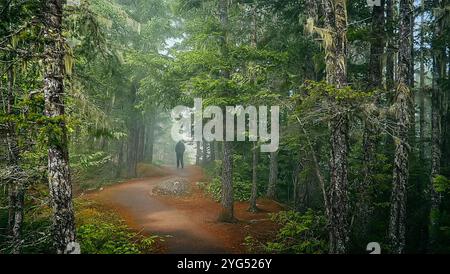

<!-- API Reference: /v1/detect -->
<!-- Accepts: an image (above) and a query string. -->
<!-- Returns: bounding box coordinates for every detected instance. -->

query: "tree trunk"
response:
[127,82,139,177]
[419,1,426,162]
[389,0,413,254]
[266,151,279,199]
[6,65,15,233]
[386,0,397,92]
[6,66,25,254]
[328,114,349,254]
[43,0,77,254]
[219,140,234,222]
[428,0,446,249]
[304,0,319,80]
[368,1,385,91]
[9,179,24,254]
[202,141,208,165]
[127,129,138,177]
[358,120,378,234]
[196,141,201,165]
[137,123,145,162]
[305,0,318,23]
[145,115,155,164]
[116,140,124,178]
[210,142,216,161]
[322,0,350,254]
[292,155,305,212]
[358,0,385,238]
[214,141,220,160]
[218,0,234,223]
[248,4,259,213]
[248,143,259,212]
[3,1,25,254]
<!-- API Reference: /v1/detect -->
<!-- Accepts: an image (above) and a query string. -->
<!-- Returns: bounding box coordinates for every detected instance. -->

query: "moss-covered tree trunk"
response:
[428,0,447,250]
[389,0,413,254]
[357,0,385,239]
[322,0,350,254]
[6,65,25,254]
[386,0,397,92]
[2,1,25,254]
[43,0,76,254]
[368,1,385,90]
[419,0,426,162]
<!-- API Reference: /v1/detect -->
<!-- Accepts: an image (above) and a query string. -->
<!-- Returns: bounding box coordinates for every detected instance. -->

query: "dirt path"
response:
[88,165,283,254]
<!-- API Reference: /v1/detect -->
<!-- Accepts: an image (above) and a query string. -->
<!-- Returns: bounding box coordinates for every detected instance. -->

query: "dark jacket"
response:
[175,141,185,154]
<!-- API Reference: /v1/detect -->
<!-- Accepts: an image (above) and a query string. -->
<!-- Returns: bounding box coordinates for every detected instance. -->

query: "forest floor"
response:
[84,165,284,254]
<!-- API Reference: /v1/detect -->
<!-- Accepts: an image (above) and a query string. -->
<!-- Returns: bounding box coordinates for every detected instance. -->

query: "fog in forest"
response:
[1,0,449,257]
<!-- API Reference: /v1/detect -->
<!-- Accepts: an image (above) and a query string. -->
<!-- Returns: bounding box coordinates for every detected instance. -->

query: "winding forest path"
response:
[88,165,283,254]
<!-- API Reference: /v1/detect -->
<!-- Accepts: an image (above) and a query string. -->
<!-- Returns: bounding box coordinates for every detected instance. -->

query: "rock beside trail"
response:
[152,177,190,196]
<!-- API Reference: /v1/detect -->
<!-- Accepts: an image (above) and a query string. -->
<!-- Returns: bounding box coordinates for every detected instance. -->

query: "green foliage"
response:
[266,210,327,254]
[139,235,163,251]
[245,210,327,254]
[75,199,161,254]
[76,151,112,169]
[1,186,53,254]
[70,151,120,189]
[77,223,140,254]
[434,175,450,193]
[203,154,266,202]
[206,177,254,202]
[299,80,373,104]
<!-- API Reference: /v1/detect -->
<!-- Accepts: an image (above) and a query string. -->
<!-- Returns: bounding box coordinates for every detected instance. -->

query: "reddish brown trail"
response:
[89,165,283,254]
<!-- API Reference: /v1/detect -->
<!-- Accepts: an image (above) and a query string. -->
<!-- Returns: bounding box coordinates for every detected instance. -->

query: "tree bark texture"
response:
[389,0,413,254]
[386,0,397,92]
[6,66,25,254]
[266,151,279,199]
[322,0,350,254]
[218,0,234,222]
[43,0,77,254]
[429,0,447,250]
[248,143,259,212]
[357,0,385,238]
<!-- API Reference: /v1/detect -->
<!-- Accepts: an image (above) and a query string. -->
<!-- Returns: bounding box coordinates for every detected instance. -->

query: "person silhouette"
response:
[175,140,186,169]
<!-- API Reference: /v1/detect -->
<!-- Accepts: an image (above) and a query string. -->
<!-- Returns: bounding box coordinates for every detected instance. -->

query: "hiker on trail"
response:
[175,140,186,169]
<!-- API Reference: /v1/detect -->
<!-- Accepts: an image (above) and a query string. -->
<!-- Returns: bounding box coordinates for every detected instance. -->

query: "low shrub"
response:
[244,209,328,254]
[75,199,161,254]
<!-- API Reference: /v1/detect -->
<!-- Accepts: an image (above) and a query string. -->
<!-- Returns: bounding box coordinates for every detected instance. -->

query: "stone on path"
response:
[152,177,190,196]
